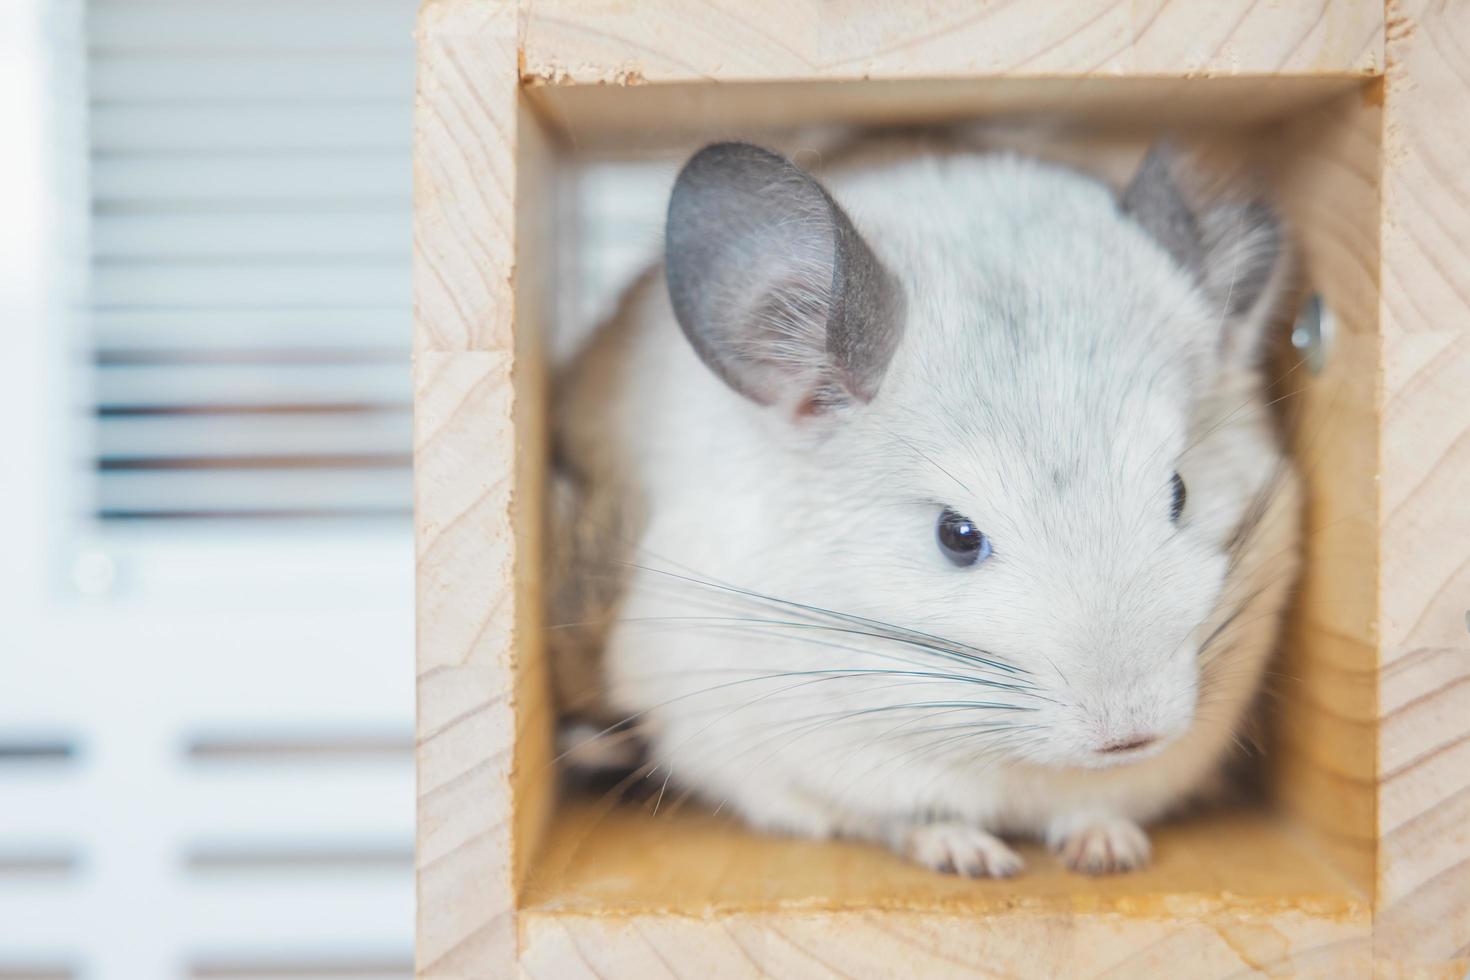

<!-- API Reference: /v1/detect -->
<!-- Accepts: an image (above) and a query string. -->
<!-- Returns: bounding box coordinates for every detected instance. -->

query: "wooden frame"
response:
[412,2,1470,975]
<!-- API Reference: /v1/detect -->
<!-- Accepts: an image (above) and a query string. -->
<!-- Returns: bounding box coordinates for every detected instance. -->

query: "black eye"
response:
[1169,472,1187,523]
[937,508,992,567]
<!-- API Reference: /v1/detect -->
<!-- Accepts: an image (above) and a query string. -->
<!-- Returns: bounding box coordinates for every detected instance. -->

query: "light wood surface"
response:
[521,803,1368,977]
[1376,0,1470,972]
[527,801,1362,912]
[413,1,533,975]
[519,0,1383,83]
[1269,88,1383,897]
[525,77,1370,156]
[411,1,1470,975]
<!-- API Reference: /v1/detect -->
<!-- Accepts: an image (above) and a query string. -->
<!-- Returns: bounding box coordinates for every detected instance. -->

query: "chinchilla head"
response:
[662,140,1291,770]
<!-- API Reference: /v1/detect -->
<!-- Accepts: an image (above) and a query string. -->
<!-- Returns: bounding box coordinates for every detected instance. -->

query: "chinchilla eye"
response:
[936,508,992,567]
[1170,471,1187,522]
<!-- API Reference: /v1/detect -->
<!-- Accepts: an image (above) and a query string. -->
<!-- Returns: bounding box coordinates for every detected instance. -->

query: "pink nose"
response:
[1098,735,1159,754]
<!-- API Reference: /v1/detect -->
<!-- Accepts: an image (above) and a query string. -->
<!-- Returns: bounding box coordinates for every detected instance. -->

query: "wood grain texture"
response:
[1270,88,1383,897]
[526,76,1370,156]
[523,907,1365,979]
[413,1,1470,975]
[415,0,519,355]
[415,351,519,976]
[414,2,540,977]
[519,0,1383,84]
[520,804,1369,977]
[1376,0,1470,972]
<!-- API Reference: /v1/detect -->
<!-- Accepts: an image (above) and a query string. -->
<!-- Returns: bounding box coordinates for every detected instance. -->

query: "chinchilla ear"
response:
[1122,144,1289,361]
[664,142,906,416]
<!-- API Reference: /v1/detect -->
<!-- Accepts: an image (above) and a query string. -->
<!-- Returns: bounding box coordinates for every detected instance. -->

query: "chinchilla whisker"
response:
[1208,202,1250,337]
[876,424,975,498]
[1226,470,1291,566]
[707,696,1034,755]
[605,616,1047,694]
[919,727,1052,781]
[1168,380,1310,472]
[894,724,1047,770]
[564,659,1047,772]
[609,611,1034,679]
[823,712,1046,781]
[602,664,1014,688]
[1199,604,1290,665]
[828,724,1047,806]
[638,668,1031,790]
[817,730,1034,806]
[624,662,1041,705]
[551,669,887,768]
[1233,501,1377,581]
[601,611,1038,692]
[614,561,1031,676]
[795,715,1031,775]
[591,632,1047,711]
[739,716,1041,812]
[1196,585,1271,658]
[602,676,1033,743]
[562,666,1013,773]
[698,702,1030,785]
[571,752,681,822]
[660,696,1037,778]
[610,564,1022,676]
[873,720,1030,739]
[674,697,1038,757]
[620,572,1028,677]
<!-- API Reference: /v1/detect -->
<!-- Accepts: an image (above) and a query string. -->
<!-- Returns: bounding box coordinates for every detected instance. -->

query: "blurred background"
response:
[3,1,418,977]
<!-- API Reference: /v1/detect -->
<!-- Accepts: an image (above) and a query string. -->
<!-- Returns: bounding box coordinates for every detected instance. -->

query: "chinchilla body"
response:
[549,137,1302,876]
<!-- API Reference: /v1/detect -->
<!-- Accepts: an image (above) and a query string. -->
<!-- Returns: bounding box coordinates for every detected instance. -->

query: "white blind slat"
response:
[91,103,409,153]
[92,309,411,349]
[92,260,410,309]
[98,413,412,459]
[179,875,412,954]
[94,152,409,202]
[89,4,413,53]
[179,769,413,841]
[94,212,408,259]
[91,52,412,102]
[96,363,409,408]
[0,880,411,954]
[97,470,410,514]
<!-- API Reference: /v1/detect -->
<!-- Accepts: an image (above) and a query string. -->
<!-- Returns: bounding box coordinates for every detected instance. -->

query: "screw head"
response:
[1290,294,1333,376]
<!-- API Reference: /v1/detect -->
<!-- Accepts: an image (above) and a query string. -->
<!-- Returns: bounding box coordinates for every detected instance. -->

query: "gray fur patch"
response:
[1122,144,1285,328]
[1121,145,1206,276]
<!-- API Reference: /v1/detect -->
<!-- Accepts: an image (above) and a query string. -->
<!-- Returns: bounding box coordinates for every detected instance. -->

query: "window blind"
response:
[0,5,416,978]
[87,0,414,521]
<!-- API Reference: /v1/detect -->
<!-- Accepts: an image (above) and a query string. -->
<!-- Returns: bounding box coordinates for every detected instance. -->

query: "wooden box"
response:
[412,2,1470,975]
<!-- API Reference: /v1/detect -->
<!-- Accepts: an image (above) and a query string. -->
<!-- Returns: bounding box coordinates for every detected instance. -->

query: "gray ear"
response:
[664,142,905,414]
[1122,145,1285,326]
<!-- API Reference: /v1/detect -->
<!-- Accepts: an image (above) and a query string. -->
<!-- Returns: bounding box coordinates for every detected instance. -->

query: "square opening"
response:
[510,76,1380,926]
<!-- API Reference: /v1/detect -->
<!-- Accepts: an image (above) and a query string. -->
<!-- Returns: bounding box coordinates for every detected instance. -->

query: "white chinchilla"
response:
[548,136,1302,877]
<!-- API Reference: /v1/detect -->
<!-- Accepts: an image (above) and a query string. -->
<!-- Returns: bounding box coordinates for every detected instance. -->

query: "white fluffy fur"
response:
[576,149,1301,875]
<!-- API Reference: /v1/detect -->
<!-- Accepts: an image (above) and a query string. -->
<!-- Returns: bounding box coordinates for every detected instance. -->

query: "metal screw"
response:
[1290,293,1333,376]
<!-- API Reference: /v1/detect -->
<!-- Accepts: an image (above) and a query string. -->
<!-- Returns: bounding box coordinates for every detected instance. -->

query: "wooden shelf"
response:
[525,800,1365,915]
[517,801,1369,973]
[414,0,1470,973]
